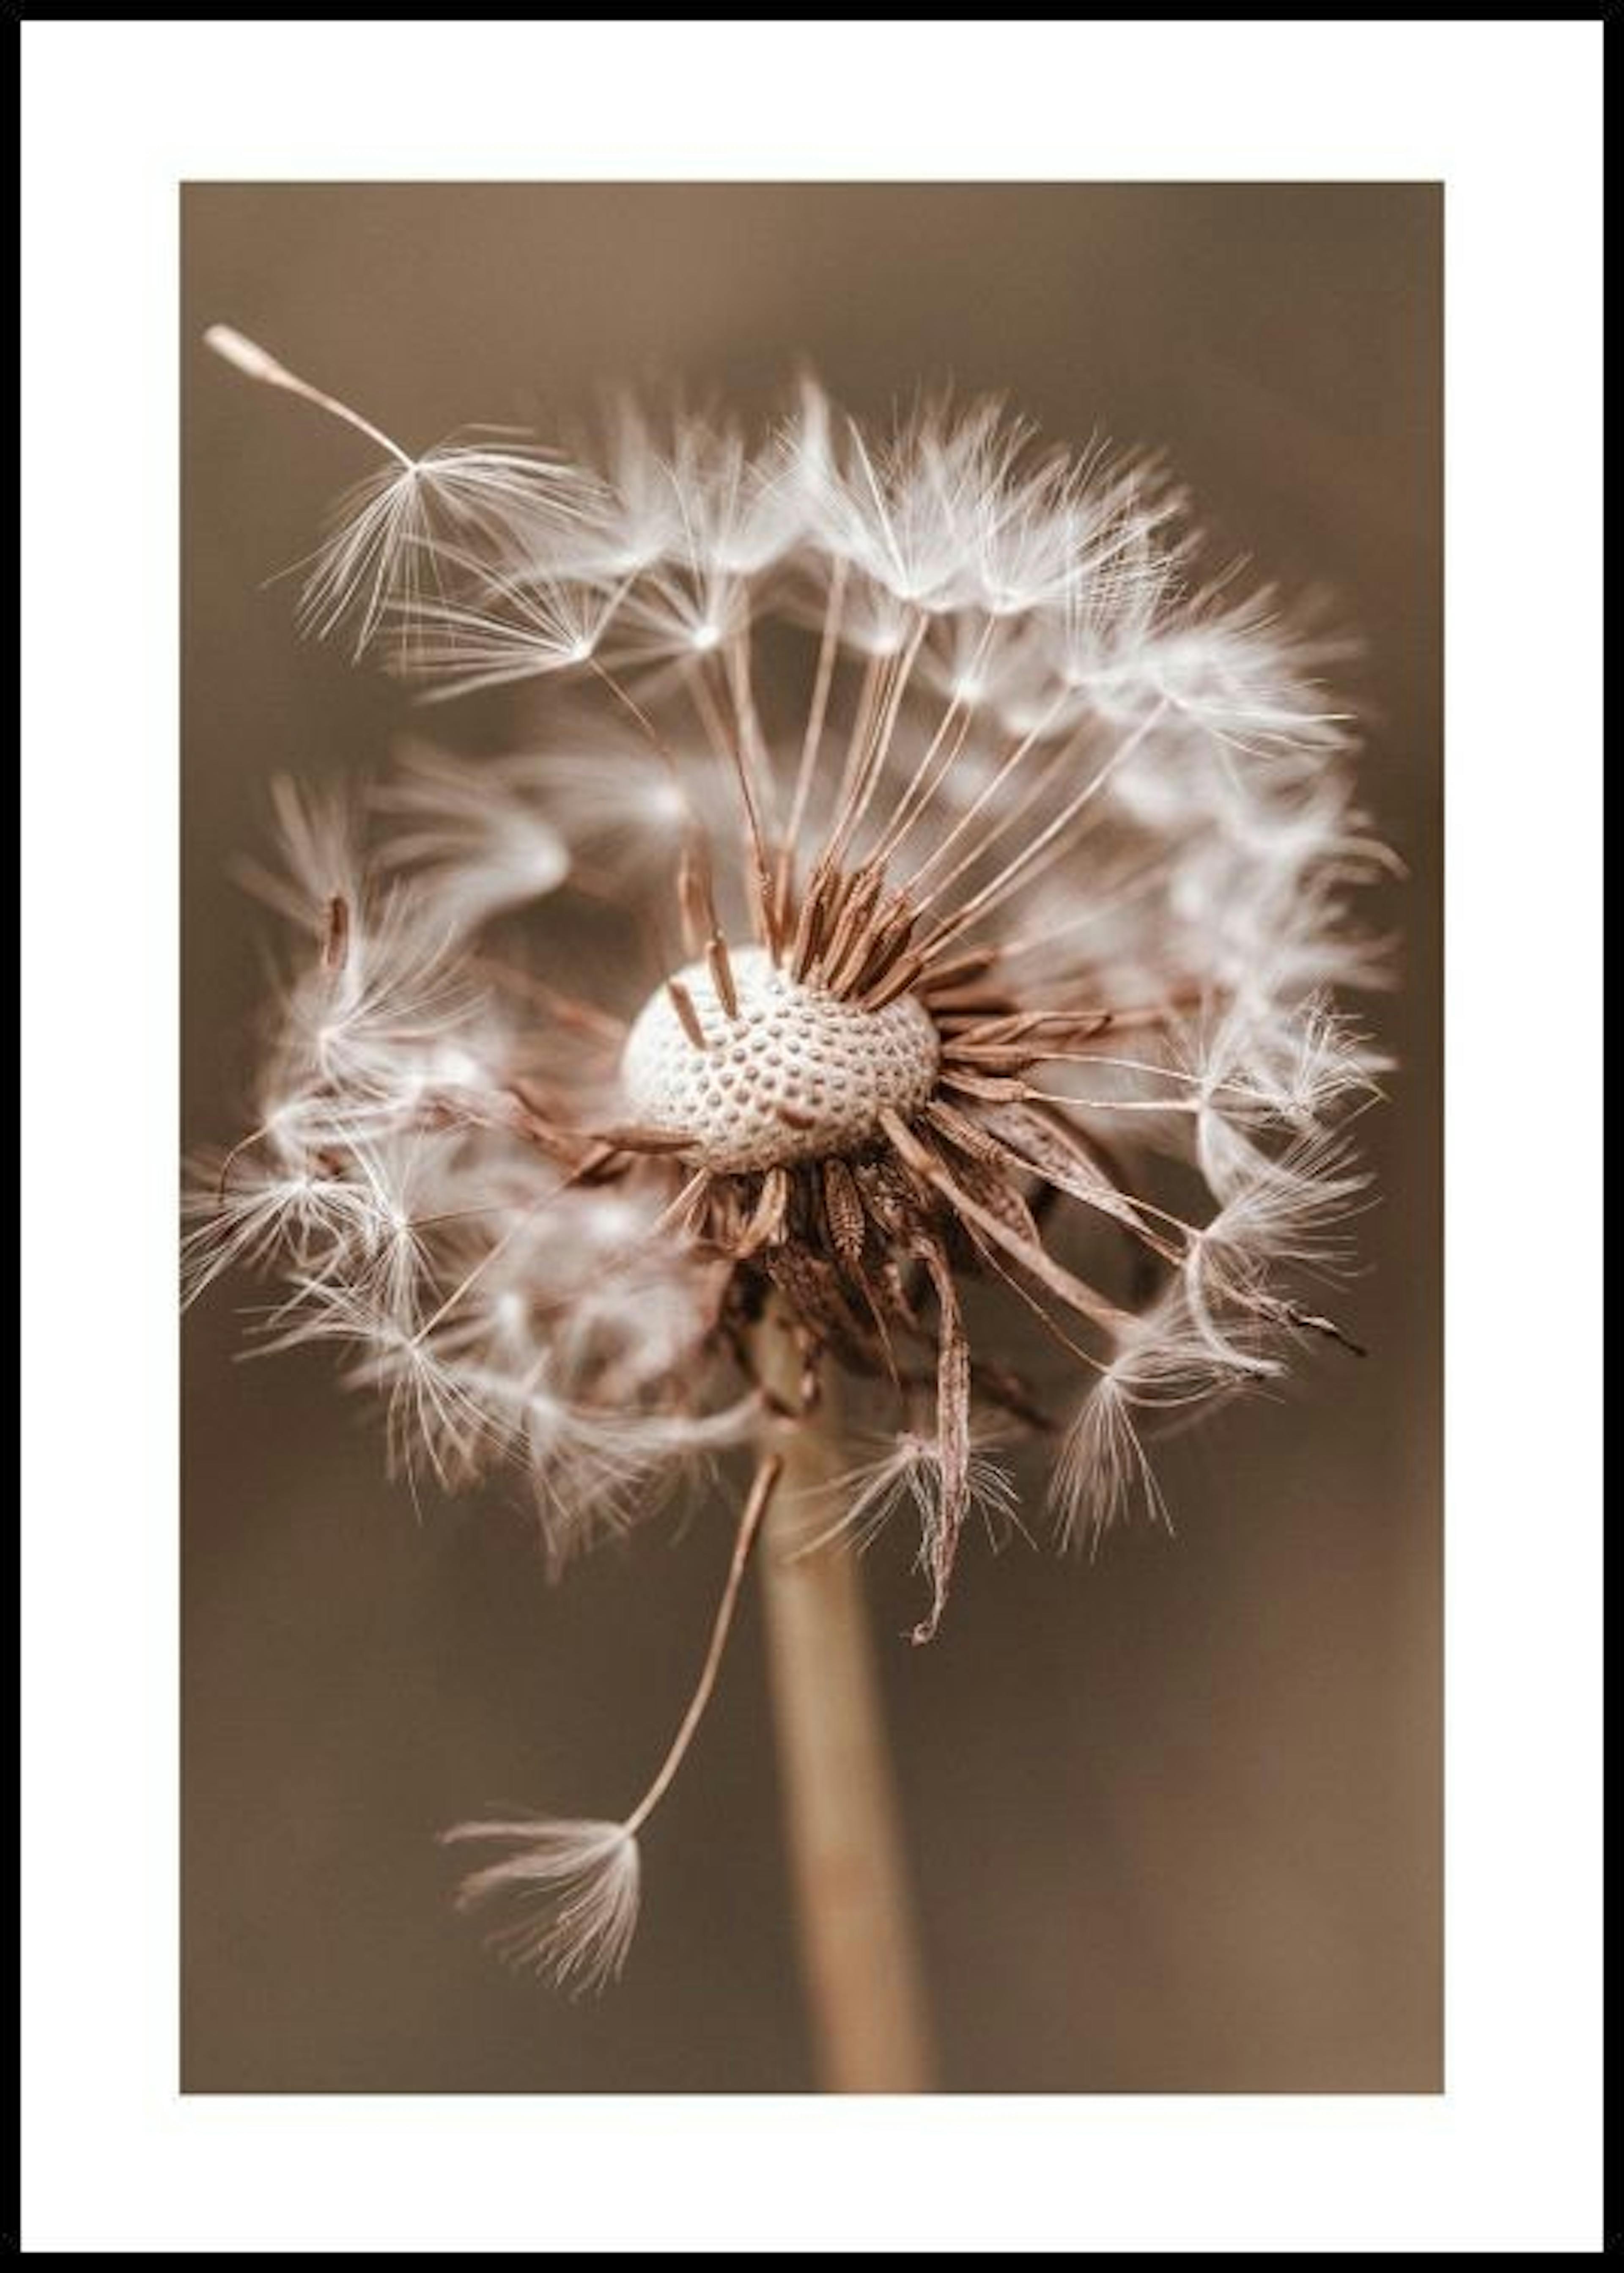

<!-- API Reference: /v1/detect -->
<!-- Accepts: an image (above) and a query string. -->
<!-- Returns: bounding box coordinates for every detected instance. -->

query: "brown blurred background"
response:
[183,184,1441,2094]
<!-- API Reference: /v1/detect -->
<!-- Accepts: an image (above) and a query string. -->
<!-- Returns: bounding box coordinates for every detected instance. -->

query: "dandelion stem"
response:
[751,1298,936,2092]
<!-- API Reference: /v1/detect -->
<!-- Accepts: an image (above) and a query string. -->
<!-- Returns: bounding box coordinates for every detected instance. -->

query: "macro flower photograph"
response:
[181,181,1441,2096]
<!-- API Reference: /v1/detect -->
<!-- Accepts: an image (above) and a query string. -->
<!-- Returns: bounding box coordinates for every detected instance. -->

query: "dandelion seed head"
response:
[198,330,1396,1983]
[203,336,1389,1610]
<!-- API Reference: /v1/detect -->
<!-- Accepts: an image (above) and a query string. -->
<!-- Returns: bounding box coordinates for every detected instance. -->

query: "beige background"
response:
[183,183,1441,2093]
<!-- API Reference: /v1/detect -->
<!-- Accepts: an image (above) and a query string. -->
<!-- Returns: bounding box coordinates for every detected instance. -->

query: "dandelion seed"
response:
[443,1451,781,1987]
[205,327,590,660]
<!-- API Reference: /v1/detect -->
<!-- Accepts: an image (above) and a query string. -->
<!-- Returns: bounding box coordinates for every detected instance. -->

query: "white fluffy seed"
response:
[620,946,939,1173]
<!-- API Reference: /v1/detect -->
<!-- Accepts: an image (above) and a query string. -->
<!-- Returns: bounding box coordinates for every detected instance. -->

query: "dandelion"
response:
[195,330,1388,2071]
